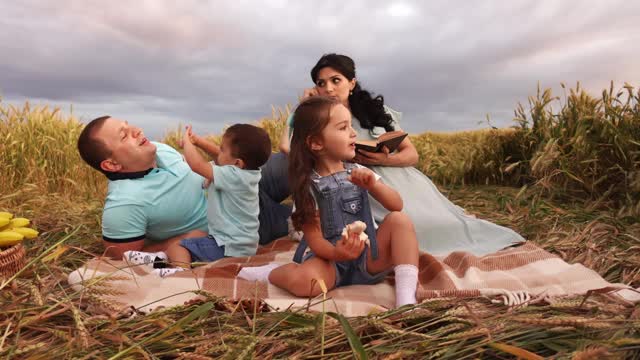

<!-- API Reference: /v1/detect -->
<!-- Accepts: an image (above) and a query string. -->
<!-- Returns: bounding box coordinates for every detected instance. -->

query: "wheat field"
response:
[0,83,639,358]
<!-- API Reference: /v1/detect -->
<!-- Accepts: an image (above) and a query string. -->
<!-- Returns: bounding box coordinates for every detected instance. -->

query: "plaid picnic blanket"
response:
[68,238,639,316]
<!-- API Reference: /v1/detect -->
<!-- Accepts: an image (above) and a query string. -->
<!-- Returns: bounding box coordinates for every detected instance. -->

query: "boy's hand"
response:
[180,125,191,148]
[348,167,377,190]
[180,125,199,148]
[333,231,365,261]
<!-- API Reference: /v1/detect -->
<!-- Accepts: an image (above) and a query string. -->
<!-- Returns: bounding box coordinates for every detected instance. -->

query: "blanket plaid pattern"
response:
[68,238,638,316]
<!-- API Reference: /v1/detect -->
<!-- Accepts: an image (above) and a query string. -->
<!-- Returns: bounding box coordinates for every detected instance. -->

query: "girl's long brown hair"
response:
[289,96,340,230]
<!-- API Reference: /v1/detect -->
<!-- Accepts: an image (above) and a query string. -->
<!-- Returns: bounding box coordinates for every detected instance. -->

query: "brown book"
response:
[355,131,408,153]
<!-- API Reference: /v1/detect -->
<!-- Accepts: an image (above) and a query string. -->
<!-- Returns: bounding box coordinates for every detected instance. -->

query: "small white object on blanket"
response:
[287,217,304,242]
[342,220,369,246]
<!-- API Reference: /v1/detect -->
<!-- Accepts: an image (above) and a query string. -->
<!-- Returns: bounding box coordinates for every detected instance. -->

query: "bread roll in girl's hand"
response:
[342,221,369,246]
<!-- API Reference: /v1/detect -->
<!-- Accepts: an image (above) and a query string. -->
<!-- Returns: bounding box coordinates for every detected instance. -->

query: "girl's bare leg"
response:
[366,211,419,307]
[269,257,337,297]
[367,212,419,273]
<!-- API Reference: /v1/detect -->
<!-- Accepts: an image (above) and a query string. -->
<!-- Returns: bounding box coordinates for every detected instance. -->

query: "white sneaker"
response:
[152,267,185,278]
[123,251,168,268]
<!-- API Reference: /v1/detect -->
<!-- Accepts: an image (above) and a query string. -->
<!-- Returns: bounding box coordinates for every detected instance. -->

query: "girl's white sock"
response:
[394,264,418,307]
[238,263,279,283]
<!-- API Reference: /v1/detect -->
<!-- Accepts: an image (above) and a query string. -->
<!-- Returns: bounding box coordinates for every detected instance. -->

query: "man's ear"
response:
[234,158,246,169]
[100,158,122,173]
[307,135,323,152]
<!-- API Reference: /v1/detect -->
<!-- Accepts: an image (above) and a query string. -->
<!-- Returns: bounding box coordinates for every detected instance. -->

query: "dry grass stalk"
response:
[71,305,90,349]
[176,353,216,360]
[571,346,612,360]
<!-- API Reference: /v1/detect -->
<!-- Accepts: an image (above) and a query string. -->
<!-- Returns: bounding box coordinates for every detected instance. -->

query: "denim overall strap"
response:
[292,238,309,264]
[293,163,379,263]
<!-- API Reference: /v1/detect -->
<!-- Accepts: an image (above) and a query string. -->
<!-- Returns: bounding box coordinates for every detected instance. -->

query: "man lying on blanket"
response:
[76,116,289,260]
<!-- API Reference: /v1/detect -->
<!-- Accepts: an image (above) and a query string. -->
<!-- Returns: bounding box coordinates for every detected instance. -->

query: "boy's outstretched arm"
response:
[182,125,214,181]
[191,134,221,162]
[349,168,403,212]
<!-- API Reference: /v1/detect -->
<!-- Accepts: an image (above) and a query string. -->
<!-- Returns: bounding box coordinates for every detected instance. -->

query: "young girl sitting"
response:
[239,96,420,307]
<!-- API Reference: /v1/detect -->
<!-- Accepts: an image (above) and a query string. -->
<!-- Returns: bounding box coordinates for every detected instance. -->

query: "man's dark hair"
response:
[77,115,112,174]
[224,124,271,170]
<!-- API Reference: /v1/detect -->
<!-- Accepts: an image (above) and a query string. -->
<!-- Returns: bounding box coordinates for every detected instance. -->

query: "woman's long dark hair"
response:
[289,96,339,230]
[310,53,394,132]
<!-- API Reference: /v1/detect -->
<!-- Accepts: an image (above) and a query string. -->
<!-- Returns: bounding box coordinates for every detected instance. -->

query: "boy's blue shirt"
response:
[206,163,261,257]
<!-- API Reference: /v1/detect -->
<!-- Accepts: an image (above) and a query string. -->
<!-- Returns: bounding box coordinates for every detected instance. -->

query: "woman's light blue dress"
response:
[288,107,524,256]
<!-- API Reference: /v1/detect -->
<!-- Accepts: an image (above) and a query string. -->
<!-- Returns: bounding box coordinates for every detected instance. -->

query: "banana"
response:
[0,220,11,231]
[0,231,24,247]
[0,214,37,246]
[11,227,38,239]
[9,218,30,228]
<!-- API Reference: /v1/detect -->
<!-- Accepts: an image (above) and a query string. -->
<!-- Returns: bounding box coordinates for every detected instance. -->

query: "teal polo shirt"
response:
[102,142,208,243]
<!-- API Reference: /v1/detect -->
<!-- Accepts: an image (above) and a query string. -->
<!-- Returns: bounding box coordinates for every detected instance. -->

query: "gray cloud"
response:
[1,0,639,139]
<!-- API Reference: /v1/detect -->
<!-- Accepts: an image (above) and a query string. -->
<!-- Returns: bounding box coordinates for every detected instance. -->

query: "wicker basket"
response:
[0,243,26,279]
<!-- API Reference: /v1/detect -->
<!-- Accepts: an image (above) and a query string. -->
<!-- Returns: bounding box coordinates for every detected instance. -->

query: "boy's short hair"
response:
[224,124,271,170]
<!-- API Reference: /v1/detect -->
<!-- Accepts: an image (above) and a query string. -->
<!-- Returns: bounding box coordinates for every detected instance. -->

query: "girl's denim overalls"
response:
[292,163,389,287]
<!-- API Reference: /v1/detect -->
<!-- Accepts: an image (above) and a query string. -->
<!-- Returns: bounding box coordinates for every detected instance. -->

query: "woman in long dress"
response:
[280,53,523,256]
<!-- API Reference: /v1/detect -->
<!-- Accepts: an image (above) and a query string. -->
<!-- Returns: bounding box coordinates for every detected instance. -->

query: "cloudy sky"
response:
[1,0,639,139]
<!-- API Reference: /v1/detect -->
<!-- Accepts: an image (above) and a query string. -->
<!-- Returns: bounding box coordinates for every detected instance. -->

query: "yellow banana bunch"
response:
[0,212,38,248]
[10,218,30,228]
[0,231,23,247]
[12,227,38,239]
